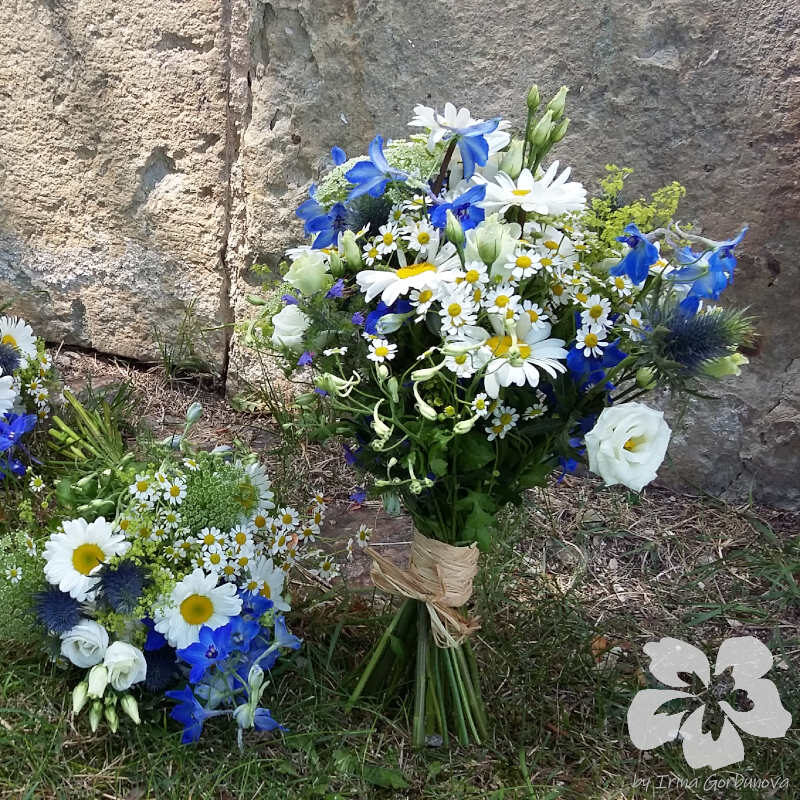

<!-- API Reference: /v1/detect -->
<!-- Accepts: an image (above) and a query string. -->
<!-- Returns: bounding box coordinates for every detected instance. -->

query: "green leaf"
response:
[454,436,494,471]
[362,765,409,789]
[516,462,551,490]
[331,749,357,775]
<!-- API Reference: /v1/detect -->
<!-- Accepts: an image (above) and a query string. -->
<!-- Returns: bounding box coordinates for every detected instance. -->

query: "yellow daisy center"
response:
[417,231,430,244]
[72,543,105,575]
[527,309,539,322]
[487,335,512,357]
[630,318,641,328]
[203,533,216,546]
[500,413,513,426]
[169,485,181,497]
[417,289,433,303]
[180,594,213,625]
[396,262,436,279]
[515,255,532,269]
[589,304,604,320]
[455,354,467,365]
[615,277,625,289]
[253,515,267,529]
[518,344,532,358]
[136,480,149,493]
[374,346,389,357]
[511,188,531,196]
[447,303,462,318]
[260,584,272,599]
[465,269,481,283]
[584,333,599,348]
[575,292,588,304]
[543,240,559,250]
[552,283,564,296]
[1,334,17,347]
[540,257,553,267]
[382,232,394,245]
[281,513,293,526]
[494,295,509,308]
[472,288,482,302]
[368,247,379,258]
[235,532,248,546]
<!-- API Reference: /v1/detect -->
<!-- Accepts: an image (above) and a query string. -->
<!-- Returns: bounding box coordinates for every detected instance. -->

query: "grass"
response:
[1,486,798,799]
[1,353,797,799]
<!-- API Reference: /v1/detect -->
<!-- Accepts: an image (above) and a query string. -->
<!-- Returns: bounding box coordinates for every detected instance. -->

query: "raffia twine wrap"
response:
[366,532,480,648]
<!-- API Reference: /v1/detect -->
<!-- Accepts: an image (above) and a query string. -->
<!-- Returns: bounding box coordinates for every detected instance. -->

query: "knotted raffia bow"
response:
[366,532,480,648]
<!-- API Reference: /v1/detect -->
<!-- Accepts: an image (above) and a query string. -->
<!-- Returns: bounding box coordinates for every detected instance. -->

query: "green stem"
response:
[431,644,448,743]
[443,646,469,745]
[456,645,488,740]
[450,647,480,744]
[412,603,429,749]
[346,600,410,710]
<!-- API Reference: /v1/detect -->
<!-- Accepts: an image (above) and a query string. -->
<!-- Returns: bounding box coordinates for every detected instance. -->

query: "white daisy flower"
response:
[149,524,168,543]
[376,222,400,255]
[455,262,489,292]
[317,556,339,581]
[356,238,461,306]
[576,325,608,358]
[229,526,252,551]
[297,521,319,544]
[548,272,572,306]
[356,524,371,548]
[625,309,646,340]
[246,555,290,611]
[153,470,169,487]
[471,393,493,418]
[198,526,224,550]
[182,457,200,472]
[474,162,587,216]
[28,474,45,493]
[404,220,437,254]
[323,346,348,356]
[129,474,154,502]
[519,300,550,332]
[409,285,439,320]
[5,565,22,584]
[439,288,478,335]
[485,411,516,441]
[580,294,613,329]
[271,528,292,555]
[362,242,382,266]
[276,506,300,530]
[249,512,272,534]
[163,477,187,506]
[0,316,37,360]
[43,517,130,602]
[506,249,544,282]
[492,405,519,433]
[368,338,397,363]
[443,350,483,378]
[162,509,181,530]
[523,393,548,419]
[609,274,633,297]
[389,204,407,225]
[482,283,521,319]
[153,568,242,649]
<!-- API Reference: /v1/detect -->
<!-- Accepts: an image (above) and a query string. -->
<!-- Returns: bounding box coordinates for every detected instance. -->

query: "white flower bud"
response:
[119,694,141,725]
[185,402,203,425]
[72,681,89,715]
[87,664,108,699]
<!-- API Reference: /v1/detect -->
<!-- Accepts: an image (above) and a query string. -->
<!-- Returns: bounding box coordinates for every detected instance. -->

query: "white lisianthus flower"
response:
[0,375,16,417]
[585,403,671,492]
[103,641,147,690]
[474,162,587,217]
[60,619,109,668]
[408,102,511,155]
[284,251,333,296]
[271,305,311,350]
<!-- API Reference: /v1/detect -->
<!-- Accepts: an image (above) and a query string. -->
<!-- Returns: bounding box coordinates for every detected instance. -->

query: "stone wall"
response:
[1,0,798,507]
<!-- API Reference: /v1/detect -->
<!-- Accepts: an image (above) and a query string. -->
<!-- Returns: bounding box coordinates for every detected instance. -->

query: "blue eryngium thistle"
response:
[144,646,179,691]
[34,586,82,634]
[0,343,20,377]
[645,305,754,375]
[99,562,147,614]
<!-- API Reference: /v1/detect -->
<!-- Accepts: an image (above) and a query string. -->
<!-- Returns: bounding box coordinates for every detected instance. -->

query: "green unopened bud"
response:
[87,664,108,699]
[328,249,344,277]
[526,84,540,111]
[550,116,570,143]
[186,402,203,425]
[387,377,399,404]
[104,705,119,733]
[89,700,103,732]
[376,364,389,379]
[247,663,265,695]
[119,694,140,725]
[72,681,89,715]
[636,367,657,389]
[700,352,749,378]
[499,139,524,179]
[246,293,268,306]
[411,364,444,382]
[546,85,569,120]
[341,230,362,271]
[413,383,438,421]
[531,110,554,147]
[453,416,478,434]
[445,210,465,248]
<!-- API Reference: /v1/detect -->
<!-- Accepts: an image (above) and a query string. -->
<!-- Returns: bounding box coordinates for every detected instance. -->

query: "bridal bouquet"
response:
[249,85,754,746]
[18,402,331,746]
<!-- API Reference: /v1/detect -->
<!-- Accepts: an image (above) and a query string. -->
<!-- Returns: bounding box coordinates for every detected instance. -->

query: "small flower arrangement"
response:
[0,313,58,480]
[245,85,755,746]
[25,404,328,745]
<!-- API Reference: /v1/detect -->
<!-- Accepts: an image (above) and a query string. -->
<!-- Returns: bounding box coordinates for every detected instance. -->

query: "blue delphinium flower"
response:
[331,146,347,166]
[273,615,302,651]
[143,617,169,651]
[254,707,286,732]
[0,413,36,452]
[349,488,367,504]
[166,685,218,744]
[239,591,273,620]
[281,293,299,306]
[99,562,146,614]
[610,223,659,285]
[326,278,345,299]
[177,624,234,683]
[443,117,502,180]
[430,184,486,232]
[34,586,82,634]
[295,183,349,249]
[0,343,20,377]
[297,351,314,367]
[364,299,412,335]
[227,614,261,652]
[345,136,408,200]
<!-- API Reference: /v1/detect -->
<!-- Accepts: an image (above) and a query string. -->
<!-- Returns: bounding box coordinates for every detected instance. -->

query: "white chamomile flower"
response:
[368,338,397,363]
[153,470,169,487]
[362,242,382,266]
[249,512,272,534]
[0,316,37,360]
[163,477,187,506]
[153,568,242,649]
[485,406,519,441]
[409,285,438,319]
[356,524,371,547]
[404,220,437,254]
[547,270,572,306]
[444,350,481,378]
[483,283,520,319]
[5,565,22,584]
[389,204,407,224]
[323,346,348,356]
[198,526,224,550]
[576,325,608,357]
[297,521,319,543]
[624,309,646,340]
[115,517,133,536]
[471,393,493,418]
[439,289,478,335]
[34,390,49,408]
[232,545,255,573]
[310,505,325,527]
[246,556,290,611]
[162,509,181,530]
[149,524,168,542]
[28,474,45,493]
[317,556,339,581]
[229,526,252,551]
[271,528,292,555]
[507,249,543,282]
[523,399,547,420]
[276,506,300,530]
[129,474,154,502]
[43,517,130,602]
[402,193,428,213]
[182,457,200,472]
[580,294,613,329]
[519,300,550,331]
[376,222,400,255]
[455,262,489,291]
[609,274,633,297]
[23,535,37,556]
